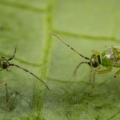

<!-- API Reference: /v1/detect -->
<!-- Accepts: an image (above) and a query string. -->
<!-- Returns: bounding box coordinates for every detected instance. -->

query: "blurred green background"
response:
[0,0,120,120]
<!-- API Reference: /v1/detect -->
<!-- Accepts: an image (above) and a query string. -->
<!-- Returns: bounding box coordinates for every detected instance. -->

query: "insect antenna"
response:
[9,64,51,92]
[8,44,17,61]
[74,62,90,75]
[50,32,89,60]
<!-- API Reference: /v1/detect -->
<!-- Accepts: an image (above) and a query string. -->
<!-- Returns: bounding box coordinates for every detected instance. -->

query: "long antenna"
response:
[8,44,17,61]
[50,32,89,60]
[9,64,51,92]
[73,62,90,75]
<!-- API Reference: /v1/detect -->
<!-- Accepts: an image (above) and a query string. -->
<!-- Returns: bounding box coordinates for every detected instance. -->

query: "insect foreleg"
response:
[114,69,120,92]
[0,80,11,111]
[88,68,112,95]
[88,67,100,96]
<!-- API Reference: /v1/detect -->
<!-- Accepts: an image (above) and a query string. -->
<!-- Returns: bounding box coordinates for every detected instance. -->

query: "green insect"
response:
[50,32,120,95]
[0,44,50,111]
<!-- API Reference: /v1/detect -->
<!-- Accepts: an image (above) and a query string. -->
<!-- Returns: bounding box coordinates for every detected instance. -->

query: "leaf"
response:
[0,0,120,120]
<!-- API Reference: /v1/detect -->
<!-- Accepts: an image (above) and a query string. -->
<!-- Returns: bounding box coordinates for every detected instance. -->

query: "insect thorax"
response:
[101,47,120,68]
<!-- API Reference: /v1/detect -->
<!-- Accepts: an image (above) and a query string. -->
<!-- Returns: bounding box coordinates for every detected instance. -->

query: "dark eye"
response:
[92,61,98,68]
[2,62,7,69]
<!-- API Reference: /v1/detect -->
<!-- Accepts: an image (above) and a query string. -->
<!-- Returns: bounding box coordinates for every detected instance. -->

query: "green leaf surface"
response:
[0,0,120,120]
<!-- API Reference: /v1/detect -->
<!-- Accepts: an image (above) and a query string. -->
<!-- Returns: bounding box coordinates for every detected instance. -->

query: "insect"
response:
[50,32,120,95]
[0,44,50,111]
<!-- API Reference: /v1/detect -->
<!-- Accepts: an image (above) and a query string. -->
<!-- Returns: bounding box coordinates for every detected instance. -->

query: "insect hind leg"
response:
[114,69,120,92]
[0,80,11,111]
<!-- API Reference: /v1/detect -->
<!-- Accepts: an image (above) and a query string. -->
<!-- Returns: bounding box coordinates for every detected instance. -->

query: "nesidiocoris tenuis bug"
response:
[50,32,120,96]
[0,44,50,111]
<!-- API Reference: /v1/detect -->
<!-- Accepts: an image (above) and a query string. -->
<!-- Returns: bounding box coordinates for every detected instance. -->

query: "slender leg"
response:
[92,50,100,55]
[114,69,120,92]
[88,67,100,95]
[96,69,112,74]
[8,43,17,61]
[0,80,11,111]
[89,69,93,82]
[88,68,112,95]
[88,70,96,96]
[73,62,88,75]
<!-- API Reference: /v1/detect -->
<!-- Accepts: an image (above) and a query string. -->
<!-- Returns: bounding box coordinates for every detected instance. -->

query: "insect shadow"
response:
[0,44,51,111]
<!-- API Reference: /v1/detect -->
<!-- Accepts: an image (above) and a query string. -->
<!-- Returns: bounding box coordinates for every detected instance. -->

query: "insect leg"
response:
[0,80,11,111]
[73,62,89,75]
[114,69,120,92]
[92,50,100,55]
[88,68,112,95]
[96,69,112,74]
[8,44,17,61]
[89,69,93,82]
[88,67,100,96]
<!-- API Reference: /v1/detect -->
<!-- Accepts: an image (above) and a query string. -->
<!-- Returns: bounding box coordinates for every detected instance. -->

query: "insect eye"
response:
[92,61,98,68]
[2,62,7,69]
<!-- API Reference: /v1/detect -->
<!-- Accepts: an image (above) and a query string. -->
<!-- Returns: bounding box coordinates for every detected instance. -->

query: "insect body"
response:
[0,44,50,111]
[50,32,120,95]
